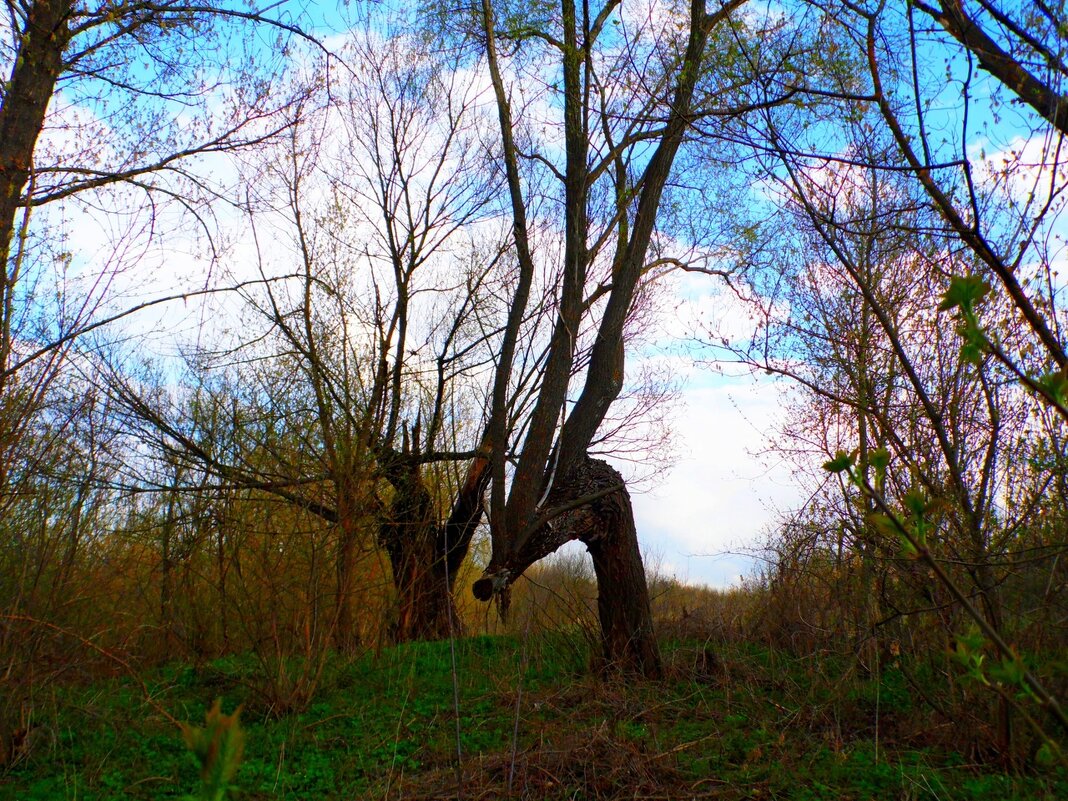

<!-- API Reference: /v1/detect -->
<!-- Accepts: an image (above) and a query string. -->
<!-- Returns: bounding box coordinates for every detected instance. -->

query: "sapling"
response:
[181,699,245,801]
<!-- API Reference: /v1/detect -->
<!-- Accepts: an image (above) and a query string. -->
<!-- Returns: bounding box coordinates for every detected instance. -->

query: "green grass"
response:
[3,635,1065,800]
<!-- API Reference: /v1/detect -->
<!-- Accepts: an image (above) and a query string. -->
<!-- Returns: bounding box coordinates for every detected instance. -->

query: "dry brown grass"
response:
[393,728,698,801]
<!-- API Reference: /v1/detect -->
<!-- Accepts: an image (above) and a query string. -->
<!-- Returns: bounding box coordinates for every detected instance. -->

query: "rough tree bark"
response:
[379,458,446,641]
[0,0,71,280]
[915,0,1068,137]
[473,457,661,677]
[380,440,491,642]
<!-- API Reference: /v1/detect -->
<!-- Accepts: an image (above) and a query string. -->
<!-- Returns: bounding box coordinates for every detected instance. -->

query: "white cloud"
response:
[623,375,802,588]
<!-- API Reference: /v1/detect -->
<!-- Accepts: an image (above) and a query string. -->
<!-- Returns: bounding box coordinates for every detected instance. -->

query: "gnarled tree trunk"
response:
[381,446,490,642]
[379,461,451,641]
[585,488,661,677]
[473,0,727,682]
[474,456,661,678]
[334,515,362,654]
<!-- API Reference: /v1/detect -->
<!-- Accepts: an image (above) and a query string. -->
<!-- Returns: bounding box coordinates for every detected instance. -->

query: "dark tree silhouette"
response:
[469,0,788,676]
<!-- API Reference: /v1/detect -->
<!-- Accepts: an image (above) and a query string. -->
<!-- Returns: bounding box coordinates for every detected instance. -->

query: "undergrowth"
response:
[3,633,1065,800]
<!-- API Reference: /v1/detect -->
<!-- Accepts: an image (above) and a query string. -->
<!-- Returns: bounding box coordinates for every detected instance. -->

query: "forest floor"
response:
[4,634,1065,800]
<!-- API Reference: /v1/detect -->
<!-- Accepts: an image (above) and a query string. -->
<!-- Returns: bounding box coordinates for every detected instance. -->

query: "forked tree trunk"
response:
[381,446,490,642]
[383,516,454,642]
[381,460,455,642]
[474,456,662,678]
[379,463,441,641]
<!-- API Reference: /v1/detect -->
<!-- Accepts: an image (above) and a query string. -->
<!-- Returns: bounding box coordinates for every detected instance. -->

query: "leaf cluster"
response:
[179,699,245,801]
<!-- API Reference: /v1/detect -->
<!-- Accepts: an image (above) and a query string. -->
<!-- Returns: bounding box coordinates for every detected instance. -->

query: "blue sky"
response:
[35,0,1065,590]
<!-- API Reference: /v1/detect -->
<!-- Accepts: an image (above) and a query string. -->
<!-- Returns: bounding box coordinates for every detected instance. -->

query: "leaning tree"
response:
[461,0,796,676]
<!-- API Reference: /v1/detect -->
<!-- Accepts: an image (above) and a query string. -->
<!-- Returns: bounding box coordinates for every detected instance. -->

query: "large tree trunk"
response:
[585,482,661,678]
[381,483,454,641]
[334,519,361,653]
[332,476,366,653]
[0,0,71,374]
[475,0,720,680]
[474,456,662,678]
[381,446,490,642]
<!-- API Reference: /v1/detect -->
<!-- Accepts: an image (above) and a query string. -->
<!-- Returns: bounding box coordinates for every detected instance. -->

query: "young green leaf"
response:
[1036,369,1068,409]
[939,274,990,312]
[823,450,855,473]
[1036,741,1060,768]
[903,488,929,519]
[958,320,987,366]
[868,512,900,540]
[868,447,890,471]
[898,533,919,559]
